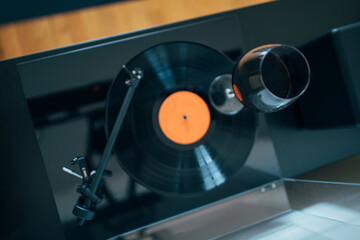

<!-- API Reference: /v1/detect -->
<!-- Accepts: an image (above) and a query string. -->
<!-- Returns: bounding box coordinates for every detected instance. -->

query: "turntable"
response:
[2,0,360,239]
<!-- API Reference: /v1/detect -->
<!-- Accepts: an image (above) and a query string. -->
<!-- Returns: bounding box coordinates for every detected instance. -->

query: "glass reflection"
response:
[194,144,226,190]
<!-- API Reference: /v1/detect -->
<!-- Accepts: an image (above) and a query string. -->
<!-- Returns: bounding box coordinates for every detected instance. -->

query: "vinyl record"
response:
[105,42,257,196]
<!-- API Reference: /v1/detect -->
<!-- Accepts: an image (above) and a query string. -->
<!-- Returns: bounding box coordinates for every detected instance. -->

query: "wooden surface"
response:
[0,0,272,61]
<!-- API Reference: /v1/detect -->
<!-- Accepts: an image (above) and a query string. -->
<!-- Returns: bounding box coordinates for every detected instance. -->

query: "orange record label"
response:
[158,91,211,145]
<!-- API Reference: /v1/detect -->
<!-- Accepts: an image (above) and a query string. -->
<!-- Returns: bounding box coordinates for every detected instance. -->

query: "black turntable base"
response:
[2,0,360,239]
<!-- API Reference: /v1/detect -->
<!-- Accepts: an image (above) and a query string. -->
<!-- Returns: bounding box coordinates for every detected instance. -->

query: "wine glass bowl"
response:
[232,44,310,113]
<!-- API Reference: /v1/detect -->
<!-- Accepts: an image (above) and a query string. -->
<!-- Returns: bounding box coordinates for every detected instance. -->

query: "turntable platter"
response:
[105,42,257,196]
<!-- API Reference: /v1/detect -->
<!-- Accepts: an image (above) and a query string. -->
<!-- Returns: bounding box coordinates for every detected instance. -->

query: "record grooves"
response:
[106,42,257,196]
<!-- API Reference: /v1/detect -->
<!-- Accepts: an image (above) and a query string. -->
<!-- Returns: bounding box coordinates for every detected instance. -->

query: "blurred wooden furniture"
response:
[0,0,272,60]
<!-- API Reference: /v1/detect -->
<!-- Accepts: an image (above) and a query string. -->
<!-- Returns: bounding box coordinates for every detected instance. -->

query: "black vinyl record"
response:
[105,42,257,196]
